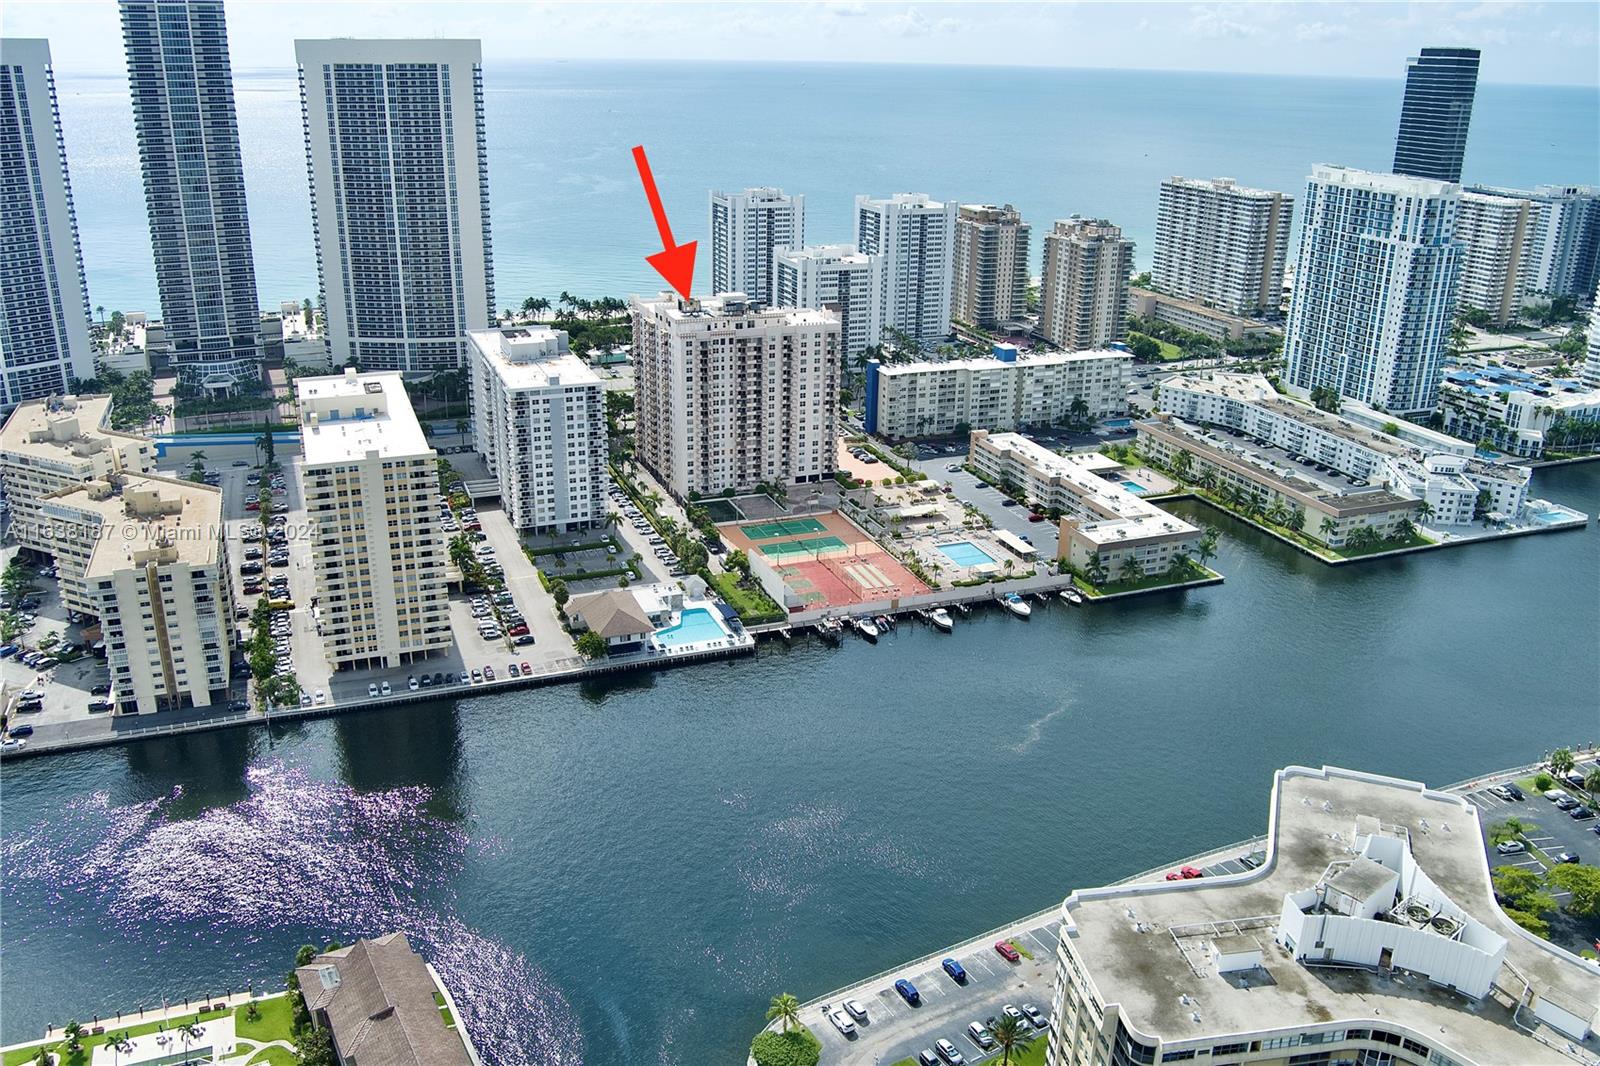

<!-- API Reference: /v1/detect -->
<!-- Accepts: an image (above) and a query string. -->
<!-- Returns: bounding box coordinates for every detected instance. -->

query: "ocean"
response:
[52,60,1599,317]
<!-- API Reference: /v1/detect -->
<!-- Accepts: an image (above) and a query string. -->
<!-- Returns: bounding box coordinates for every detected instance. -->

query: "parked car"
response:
[942,957,967,982]
[842,999,867,1022]
[966,1022,995,1049]
[1554,851,1580,864]
[894,978,920,1005]
[407,675,419,691]
[368,683,380,697]
[827,1008,855,1037]
[994,940,1020,962]
[1021,1003,1047,1029]
[1571,806,1596,820]
[1180,866,1203,879]
[8,724,35,738]
[380,680,392,696]
[1002,1005,1026,1027]
[934,1038,966,1065]
[917,1053,940,1066]
[1502,783,1525,801]
[1496,840,1526,854]
[1556,796,1580,811]
[484,666,496,681]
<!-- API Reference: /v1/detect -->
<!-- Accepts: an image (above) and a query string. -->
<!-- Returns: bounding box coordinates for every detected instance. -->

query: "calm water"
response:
[52,61,1600,315]
[2,465,1596,1065]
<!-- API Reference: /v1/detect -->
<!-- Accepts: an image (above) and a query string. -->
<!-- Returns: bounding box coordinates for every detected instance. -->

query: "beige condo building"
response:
[297,369,451,671]
[953,203,1031,329]
[1040,218,1134,350]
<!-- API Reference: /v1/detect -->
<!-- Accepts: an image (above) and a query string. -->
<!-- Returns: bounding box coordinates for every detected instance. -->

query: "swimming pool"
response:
[1120,480,1148,493]
[937,541,997,568]
[1530,510,1571,525]
[654,607,727,648]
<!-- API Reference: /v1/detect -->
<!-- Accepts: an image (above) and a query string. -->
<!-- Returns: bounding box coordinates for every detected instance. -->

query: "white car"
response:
[407,675,420,691]
[1545,789,1569,802]
[368,683,380,697]
[1496,840,1526,854]
[380,680,392,695]
[827,1009,855,1037]
[313,689,326,704]
[842,999,867,1022]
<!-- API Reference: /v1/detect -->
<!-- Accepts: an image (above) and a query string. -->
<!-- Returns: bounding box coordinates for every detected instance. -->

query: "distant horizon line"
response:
[38,55,1597,92]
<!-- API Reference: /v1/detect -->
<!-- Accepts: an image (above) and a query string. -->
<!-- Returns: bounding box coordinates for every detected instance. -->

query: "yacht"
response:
[929,607,954,632]
[1001,592,1032,618]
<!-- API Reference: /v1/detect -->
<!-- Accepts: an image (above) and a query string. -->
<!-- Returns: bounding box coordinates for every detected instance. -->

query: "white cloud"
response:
[1187,4,1263,40]
[1295,21,1349,42]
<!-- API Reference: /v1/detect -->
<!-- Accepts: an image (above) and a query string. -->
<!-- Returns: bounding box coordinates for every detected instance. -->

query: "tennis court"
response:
[739,516,828,540]
[760,534,847,559]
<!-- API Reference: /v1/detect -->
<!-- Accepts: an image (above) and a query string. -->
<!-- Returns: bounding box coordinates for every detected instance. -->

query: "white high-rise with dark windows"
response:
[709,187,804,306]
[120,0,262,392]
[854,193,956,347]
[1153,177,1293,318]
[772,244,884,361]
[296,39,495,376]
[1284,165,1462,415]
[0,39,94,411]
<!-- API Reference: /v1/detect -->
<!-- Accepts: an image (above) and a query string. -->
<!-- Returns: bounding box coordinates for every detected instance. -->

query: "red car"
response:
[507,623,530,636]
[520,661,531,673]
[245,501,259,511]
[483,665,496,681]
[1180,866,1203,879]
[1165,871,1184,881]
[994,940,1020,963]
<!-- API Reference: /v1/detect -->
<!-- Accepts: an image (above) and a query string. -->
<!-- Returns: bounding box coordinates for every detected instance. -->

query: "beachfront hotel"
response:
[0,394,155,561]
[1283,166,1462,415]
[867,345,1130,440]
[953,204,1031,330]
[466,325,607,534]
[1156,372,1532,522]
[1046,765,1596,1066]
[40,474,232,714]
[1153,177,1293,318]
[296,38,494,375]
[0,39,94,412]
[120,0,263,392]
[968,430,1199,578]
[772,244,884,361]
[1039,217,1135,351]
[854,193,958,346]
[297,369,451,671]
[710,187,805,306]
[630,292,839,500]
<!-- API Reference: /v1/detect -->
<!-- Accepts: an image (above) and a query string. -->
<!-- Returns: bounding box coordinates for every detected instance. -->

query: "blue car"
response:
[894,978,921,1005]
[942,957,967,983]
[0,645,15,658]
[8,724,34,738]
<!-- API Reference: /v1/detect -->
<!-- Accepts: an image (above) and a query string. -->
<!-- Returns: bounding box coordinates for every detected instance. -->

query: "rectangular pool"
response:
[937,541,997,568]
[654,607,727,648]
[1120,480,1148,493]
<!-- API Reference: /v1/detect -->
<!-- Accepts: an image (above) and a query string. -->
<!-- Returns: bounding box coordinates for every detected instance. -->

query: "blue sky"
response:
[4,1,1598,86]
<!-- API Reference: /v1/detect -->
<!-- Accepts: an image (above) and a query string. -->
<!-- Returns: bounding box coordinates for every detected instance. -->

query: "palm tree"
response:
[1197,467,1217,491]
[109,1032,135,1065]
[456,418,470,441]
[1319,516,1339,543]
[990,1013,1035,1066]
[1195,526,1219,568]
[177,1022,203,1060]
[1584,767,1600,796]
[765,992,801,1033]
[1118,555,1142,585]
[62,1021,85,1053]
[1285,505,1306,533]
[1550,747,1576,777]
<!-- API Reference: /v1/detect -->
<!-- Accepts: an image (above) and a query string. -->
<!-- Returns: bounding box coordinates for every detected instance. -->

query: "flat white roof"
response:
[878,349,1129,377]
[467,326,602,392]
[297,370,431,465]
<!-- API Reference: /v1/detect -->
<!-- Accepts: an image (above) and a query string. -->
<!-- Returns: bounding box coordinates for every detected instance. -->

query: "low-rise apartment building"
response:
[1047,765,1596,1066]
[467,325,606,533]
[1130,289,1279,343]
[0,394,154,558]
[1438,364,1600,457]
[1157,372,1530,518]
[631,292,839,500]
[297,370,451,671]
[867,346,1129,439]
[968,430,1199,578]
[1137,416,1419,547]
[41,474,231,714]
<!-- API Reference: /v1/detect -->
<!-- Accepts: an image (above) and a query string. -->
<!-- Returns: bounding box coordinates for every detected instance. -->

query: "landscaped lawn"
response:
[709,570,785,624]
[1,1007,231,1066]
[244,1046,297,1066]
[1076,564,1220,598]
[1130,330,1183,361]
[234,995,294,1043]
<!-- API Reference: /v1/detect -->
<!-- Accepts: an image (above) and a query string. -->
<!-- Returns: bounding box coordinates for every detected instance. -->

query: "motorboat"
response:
[856,617,880,642]
[1059,587,1084,605]
[1001,592,1032,618]
[929,608,954,632]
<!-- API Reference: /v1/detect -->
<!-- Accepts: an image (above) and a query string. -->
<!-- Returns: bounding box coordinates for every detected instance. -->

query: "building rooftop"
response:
[1060,765,1600,1064]
[570,588,655,638]
[633,291,837,329]
[467,326,602,392]
[0,394,146,468]
[45,473,223,577]
[295,932,471,1066]
[1164,175,1292,200]
[297,369,431,466]
[774,243,875,265]
[876,348,1130,377]
[1309,163,1460,199]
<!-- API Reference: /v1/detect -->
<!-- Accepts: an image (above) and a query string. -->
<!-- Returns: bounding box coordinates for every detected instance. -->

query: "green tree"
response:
[1550,747,1576,777]
[296,1025,337,1066]
[1118,555,1142,585]
[749,1028,820,1066]
[108,1032,135,1064]
[62,1021,85,1052]
[1130,334,1162,362]
[1583,767,1600,795]
[1545,863,1600,916]
[1170,449,1194,481]
[1195,526,1219,569]
[765,992,802,1034]
[990,1013,1035,1066]
[550,578,570,609]
[1319,516,1339,543]
[576,631,608,659]
[1487,817,1527,846]
[1285,505,1306,533]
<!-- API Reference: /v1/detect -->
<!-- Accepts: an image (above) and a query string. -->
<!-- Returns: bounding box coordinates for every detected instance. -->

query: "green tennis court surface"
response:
[759,534,846,559]
[741,516,827,540]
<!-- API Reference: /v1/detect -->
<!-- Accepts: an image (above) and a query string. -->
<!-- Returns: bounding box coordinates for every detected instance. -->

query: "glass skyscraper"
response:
[0,38,94,411]
[120,0,262,392]
[295,39,495,376]
[1392,46,1480,184]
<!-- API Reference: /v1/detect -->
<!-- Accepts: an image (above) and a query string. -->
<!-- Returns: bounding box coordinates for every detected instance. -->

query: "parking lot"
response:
[909,448,1064,561]
[809,915,1059,1066]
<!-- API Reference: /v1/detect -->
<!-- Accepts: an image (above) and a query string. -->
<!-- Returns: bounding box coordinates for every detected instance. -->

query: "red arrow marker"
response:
[632,145,696,301]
